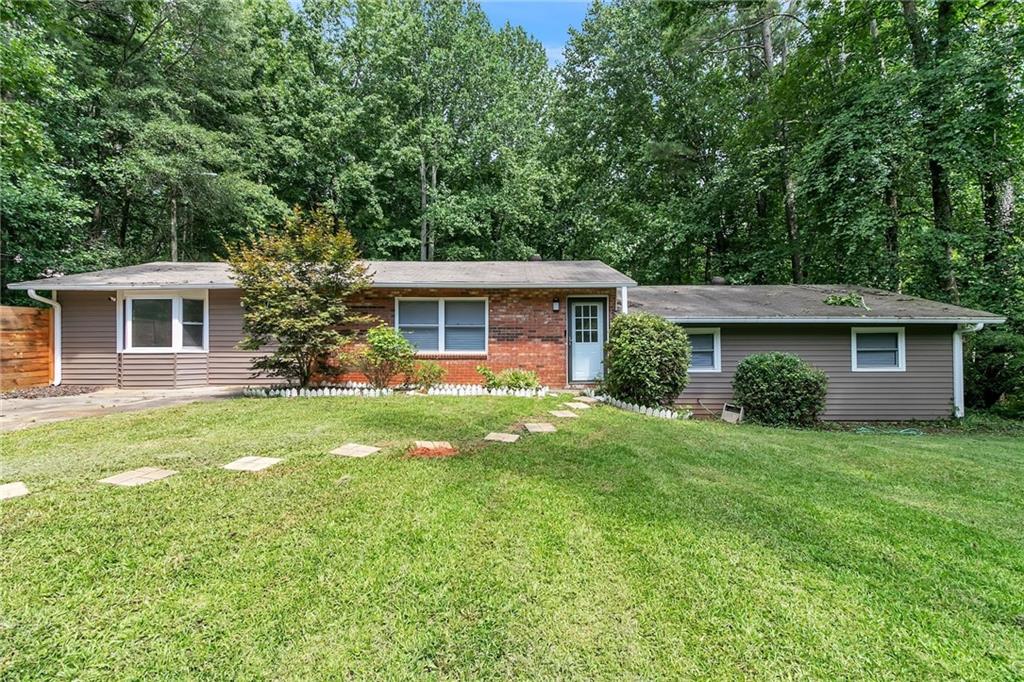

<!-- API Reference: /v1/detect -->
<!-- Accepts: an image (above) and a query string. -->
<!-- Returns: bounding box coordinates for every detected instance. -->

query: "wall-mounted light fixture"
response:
[552,299,560,312]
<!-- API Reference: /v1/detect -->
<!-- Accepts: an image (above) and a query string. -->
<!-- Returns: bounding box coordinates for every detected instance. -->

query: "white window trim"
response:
[394,297,489,355]
[118,289,209,354]
[851,326,905,372]
[684,327,721,373]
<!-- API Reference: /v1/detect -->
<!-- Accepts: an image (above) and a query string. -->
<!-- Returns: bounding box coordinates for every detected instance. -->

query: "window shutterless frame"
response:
[394,297,488,354]
[682,327,721,373]
[850,326,906,372]
[117,289,209,353]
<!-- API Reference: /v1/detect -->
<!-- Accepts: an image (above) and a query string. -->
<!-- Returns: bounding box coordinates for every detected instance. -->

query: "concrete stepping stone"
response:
[575,396,599,404]
[563,402,592,410]
[99,467,177,487]
[414,440,452,450]
[524,422,557,433]
[484,432,520,443]
[223,456,281,472]
[549,410,579,419]
[331,443,381,458]
[0,481,30,500]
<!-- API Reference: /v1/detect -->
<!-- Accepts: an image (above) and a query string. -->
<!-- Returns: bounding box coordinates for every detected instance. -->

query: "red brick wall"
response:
[335,287,618,387]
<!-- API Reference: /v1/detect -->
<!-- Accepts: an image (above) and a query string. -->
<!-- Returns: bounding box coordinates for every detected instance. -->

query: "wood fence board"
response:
[0,306,53,390]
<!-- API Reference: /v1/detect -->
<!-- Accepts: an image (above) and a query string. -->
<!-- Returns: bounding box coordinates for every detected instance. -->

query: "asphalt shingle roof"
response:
[7,260,636,290]
[630,285,1004,324]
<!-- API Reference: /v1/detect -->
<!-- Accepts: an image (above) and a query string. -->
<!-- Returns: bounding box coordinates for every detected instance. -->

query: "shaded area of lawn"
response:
[2,397,1023,679]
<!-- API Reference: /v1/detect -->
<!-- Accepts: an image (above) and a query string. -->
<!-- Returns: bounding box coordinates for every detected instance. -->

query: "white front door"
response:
[570,300,605,382]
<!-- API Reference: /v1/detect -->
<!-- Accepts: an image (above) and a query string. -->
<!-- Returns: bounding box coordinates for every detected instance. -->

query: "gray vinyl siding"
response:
[207,289,274,385]
[59,291,118,385]
[678,324,956,421]
[119,353,208,388]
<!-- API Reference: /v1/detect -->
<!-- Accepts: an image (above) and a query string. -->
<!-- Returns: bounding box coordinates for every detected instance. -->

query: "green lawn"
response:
[2,396,1023,679]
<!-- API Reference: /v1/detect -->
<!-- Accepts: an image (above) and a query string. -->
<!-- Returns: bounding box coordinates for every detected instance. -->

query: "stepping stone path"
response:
[484,432,520,443]
[563,402,591,410]
[549,410,579,419]
[575,396,599,404]
[0,481,29,500]
[524,422,557,433]
[99,467,177,487]
[223,456,281,472]
[331,443,381,458]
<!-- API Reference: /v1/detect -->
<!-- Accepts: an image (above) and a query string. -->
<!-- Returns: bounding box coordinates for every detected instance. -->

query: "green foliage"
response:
[358,325,417,389]
[412,361,446,391]
[476,365,541,390]
[733,353,829,427]
[227,208,369,387]
[824,293,868,309]
[965,329,1024,410]
[603,313,691,407]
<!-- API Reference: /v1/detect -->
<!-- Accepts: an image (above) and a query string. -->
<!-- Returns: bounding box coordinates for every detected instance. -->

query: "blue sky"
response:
[480,1,590,65]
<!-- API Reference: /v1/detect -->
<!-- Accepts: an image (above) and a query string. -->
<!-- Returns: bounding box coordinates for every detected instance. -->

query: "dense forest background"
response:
[2,0,1022,403]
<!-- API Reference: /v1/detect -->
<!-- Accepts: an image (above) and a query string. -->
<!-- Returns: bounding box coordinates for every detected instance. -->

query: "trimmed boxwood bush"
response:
[603,312,691,407]
[732,352,828,426]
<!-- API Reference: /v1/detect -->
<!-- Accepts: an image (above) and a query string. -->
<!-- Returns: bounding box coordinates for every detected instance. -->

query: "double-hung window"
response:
[851,327,905,371]
[683,327,721,372]
[122,291,208,352]
[396,298,487,353]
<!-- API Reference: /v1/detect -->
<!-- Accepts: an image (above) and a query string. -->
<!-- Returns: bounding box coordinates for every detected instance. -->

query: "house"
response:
[7,261,1004,420]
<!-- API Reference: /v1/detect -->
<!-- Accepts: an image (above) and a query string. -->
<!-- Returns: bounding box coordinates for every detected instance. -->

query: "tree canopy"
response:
[3,0,1022,341]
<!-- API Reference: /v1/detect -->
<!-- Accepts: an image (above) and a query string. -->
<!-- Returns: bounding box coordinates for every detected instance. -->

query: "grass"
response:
[2,396,1023,679]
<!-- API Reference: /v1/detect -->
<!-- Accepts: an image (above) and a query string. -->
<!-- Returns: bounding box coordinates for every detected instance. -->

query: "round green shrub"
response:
[732,352,828,426]
[476,365,541,390]
[412,361,446,391]
[603,312,691,407]
[358,324,415,388]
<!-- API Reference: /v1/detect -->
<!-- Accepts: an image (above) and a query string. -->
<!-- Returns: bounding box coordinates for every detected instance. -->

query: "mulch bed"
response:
[407,445,459,458]
[0,385,101,400]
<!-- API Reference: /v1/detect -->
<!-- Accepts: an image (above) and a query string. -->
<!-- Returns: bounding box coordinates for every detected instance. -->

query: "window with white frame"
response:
[122,292,208,352]
[683,327,721,372]
[851,327,905,371]
[396,298,487,353]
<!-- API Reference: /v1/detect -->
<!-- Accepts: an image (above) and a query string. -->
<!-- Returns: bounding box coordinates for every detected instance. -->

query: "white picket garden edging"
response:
[243,382,548,399]
[593,394,689,420]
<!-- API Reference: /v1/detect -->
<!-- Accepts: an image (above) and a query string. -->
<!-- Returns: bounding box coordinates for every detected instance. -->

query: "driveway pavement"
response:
[1,386,242,432]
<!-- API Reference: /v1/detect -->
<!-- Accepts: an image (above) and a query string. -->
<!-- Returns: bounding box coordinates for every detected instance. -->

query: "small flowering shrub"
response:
[732,352,828,426]
[358,325,416,389]
[412,361,446,391]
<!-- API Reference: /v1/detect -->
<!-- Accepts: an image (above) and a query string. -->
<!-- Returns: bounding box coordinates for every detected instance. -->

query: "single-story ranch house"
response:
[8,260,1004,420]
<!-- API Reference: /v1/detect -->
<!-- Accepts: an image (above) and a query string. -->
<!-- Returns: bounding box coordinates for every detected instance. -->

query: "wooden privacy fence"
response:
[1,305,53,390]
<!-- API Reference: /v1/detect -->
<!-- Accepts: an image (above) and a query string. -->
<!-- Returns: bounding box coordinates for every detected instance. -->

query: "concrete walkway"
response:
[1,386,242,432]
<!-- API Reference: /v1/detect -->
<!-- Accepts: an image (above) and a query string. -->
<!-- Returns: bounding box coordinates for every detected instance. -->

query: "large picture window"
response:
[683,327,721,372]
[851,327,905,371]
[122,292,208,352]
[396,298,487,353]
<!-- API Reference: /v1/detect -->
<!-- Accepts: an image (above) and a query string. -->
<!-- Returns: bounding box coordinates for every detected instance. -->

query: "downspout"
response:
[27,289,61,385]
[952,322,985,418]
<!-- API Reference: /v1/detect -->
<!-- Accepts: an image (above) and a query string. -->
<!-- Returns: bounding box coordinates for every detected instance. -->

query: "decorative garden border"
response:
[243,382,549,399]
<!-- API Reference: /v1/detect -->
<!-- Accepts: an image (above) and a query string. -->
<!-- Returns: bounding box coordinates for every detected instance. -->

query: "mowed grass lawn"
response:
[2,396,1023,680]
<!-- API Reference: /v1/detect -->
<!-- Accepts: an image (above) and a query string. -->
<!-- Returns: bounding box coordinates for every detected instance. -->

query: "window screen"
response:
[855,332,900,368]
[131,299,173,348]
[689,333,716,369]
[444,300,486,351]
[397,300,440,351]
[182,299,205,348]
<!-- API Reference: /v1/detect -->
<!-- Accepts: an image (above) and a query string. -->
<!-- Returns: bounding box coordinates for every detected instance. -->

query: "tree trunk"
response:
[884,183,901,290]
[428,162,437,261]
[901,0,958,299]
[419,156,428,261]
[119,195,130,248]
[170,193,178,263]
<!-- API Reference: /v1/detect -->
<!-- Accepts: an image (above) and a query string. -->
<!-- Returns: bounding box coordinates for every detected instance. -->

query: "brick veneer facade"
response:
[338,287,619,387]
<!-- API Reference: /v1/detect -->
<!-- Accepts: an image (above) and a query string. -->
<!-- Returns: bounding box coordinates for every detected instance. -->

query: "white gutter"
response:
[952,322,986,418]
[661,316,1006,325]
[26,289,61,385]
